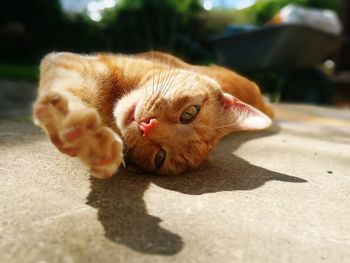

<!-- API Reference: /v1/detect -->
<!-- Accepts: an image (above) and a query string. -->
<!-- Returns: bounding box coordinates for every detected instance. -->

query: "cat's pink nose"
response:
[137,118,157,137]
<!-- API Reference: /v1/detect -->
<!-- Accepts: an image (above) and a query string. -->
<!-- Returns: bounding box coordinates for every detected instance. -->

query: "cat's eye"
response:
[154,149,166,168]
[180,105,200,123]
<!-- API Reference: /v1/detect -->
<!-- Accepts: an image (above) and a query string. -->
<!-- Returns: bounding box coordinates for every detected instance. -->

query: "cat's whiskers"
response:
[154,65,163,96]
[157,54,177,96]
[160,68,176,96]
[151,51,154,97]
[162,68,179,97]
[159,65,174,93]
[153,69,167,95]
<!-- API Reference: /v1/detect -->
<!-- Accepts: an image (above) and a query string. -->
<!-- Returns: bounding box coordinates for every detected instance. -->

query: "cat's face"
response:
[114,69,271,174]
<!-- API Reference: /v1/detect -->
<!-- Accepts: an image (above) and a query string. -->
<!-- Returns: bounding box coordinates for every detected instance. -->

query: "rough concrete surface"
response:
[0,104,350,263]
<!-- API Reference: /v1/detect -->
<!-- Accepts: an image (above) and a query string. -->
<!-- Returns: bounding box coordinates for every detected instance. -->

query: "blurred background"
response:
[0,0,349,118]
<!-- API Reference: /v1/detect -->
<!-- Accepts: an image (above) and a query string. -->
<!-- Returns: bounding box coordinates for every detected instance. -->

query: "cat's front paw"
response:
[61,112,124,179]
[34,92,123,179]
[34,91,78,156]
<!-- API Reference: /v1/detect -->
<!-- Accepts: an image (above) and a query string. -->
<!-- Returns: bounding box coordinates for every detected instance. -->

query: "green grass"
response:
[0,63,39,82]
[0,115,33,123]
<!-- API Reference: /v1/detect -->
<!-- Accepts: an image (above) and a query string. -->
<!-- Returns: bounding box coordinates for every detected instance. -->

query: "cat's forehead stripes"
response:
[169,97,192,113]
[115,72,223,174]
[35,51,272,178]
[156,70,201,96]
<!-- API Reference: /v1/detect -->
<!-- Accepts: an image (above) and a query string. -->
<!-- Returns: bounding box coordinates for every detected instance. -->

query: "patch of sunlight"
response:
[201,0,256,10]
[86,0,118,22]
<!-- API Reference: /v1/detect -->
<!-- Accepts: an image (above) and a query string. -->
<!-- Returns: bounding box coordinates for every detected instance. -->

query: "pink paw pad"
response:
[50,135,78,156]
[64,126,85,141]
[60,147,79,156]
[34,104,48,118]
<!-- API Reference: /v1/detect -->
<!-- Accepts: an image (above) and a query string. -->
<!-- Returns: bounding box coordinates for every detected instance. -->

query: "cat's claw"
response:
[34,92,123,178]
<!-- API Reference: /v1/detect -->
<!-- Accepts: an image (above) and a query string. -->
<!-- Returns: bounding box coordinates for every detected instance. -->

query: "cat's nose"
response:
[137,117,157,137]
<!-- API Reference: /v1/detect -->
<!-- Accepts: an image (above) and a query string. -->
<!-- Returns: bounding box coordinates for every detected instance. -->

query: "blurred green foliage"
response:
[0,0,342,65]
[0,0,215,65]
[99,0,205,58]
[0,63,39,82]
[0,0,93,63]
[0,1,63,34]
[0,0,344,102]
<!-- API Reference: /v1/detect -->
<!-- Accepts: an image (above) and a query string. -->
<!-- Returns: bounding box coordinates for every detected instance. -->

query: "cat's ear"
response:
[220,93,272,131]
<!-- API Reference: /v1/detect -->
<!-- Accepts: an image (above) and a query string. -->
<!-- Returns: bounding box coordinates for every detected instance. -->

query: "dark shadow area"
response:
[152,142,307,195]
[87,173,184,255]
[86,124,307,255]
[152,126,307,195]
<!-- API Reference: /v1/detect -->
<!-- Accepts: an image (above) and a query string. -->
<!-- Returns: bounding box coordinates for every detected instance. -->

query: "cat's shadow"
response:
[86,124,307,255]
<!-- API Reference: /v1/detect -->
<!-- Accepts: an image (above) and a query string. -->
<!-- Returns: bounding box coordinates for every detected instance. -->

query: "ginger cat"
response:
[33,51,273,178]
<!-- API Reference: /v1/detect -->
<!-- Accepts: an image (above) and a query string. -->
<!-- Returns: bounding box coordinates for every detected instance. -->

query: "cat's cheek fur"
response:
[221,93,272,132]
[114,91,139,131]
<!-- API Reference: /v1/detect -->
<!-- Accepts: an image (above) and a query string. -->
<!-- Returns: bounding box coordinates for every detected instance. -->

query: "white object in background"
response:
[276,4,342,35]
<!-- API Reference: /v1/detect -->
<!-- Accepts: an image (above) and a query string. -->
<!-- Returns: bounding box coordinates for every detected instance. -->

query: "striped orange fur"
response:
[33,51,273,178]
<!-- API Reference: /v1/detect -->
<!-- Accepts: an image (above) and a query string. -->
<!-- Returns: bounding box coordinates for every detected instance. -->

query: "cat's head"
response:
[114,69,271,174]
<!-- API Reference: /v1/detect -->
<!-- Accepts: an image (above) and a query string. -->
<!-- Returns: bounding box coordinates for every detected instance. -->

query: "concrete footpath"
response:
[1,104,350,263]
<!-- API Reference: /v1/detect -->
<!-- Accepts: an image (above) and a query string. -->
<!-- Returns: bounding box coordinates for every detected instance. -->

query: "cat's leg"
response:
[34,91,123,178]
[33,53,123,178]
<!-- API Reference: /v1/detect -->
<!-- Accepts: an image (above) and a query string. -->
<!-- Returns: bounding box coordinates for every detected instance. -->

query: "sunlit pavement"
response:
[1,104,350,262]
